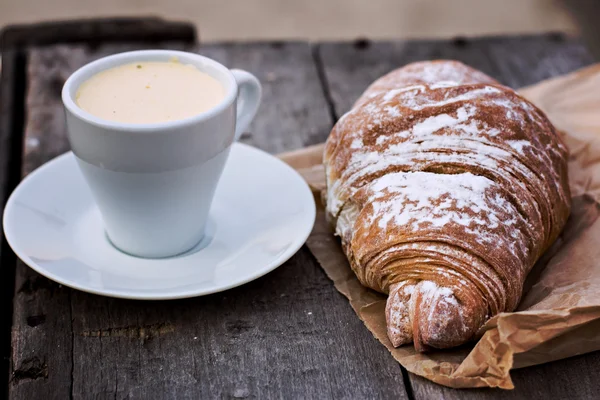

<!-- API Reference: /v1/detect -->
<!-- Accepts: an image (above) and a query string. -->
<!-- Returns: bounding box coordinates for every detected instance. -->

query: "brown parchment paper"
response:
[278,64,600,389]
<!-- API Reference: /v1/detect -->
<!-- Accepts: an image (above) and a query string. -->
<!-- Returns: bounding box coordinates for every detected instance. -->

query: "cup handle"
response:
[231,69,262,141]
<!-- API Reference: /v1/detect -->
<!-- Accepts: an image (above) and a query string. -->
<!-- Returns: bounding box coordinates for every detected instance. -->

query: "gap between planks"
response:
[0,48,27,400]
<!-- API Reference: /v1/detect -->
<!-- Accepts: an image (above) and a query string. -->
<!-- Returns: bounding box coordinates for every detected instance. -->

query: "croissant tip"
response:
[386,283,415,348]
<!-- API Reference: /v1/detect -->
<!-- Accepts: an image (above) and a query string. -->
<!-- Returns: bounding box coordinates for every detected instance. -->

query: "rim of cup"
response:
[61,49,239,132]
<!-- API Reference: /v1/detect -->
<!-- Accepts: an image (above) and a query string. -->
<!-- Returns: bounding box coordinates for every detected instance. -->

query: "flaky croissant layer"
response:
[323,60,571,351]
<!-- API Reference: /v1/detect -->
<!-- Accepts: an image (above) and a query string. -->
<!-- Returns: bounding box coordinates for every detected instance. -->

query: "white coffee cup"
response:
[62,50,262,258]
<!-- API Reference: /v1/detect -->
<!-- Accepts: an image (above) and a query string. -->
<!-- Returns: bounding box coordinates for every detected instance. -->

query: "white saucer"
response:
[3,143,316,300]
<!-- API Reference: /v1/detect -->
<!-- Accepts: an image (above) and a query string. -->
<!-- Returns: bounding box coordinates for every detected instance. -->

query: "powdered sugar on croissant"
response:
[323,60,570,351]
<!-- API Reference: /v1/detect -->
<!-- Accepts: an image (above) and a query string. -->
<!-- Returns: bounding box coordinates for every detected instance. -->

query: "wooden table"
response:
[2,19,600,399]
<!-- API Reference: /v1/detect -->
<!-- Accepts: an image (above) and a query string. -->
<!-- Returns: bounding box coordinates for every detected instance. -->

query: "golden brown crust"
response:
[323,60,571,350]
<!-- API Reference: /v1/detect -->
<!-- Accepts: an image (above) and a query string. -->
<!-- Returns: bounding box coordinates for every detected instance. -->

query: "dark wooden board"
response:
[317,33,598,399]
[0,49,26,400]
[0,17,196,49]
[9,41,409,399]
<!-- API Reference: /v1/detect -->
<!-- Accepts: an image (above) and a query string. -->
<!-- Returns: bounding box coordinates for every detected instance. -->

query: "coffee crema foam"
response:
[76,60,226,124]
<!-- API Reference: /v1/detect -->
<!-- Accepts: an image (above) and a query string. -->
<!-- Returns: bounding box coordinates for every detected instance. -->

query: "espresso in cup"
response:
[76,60,226,124]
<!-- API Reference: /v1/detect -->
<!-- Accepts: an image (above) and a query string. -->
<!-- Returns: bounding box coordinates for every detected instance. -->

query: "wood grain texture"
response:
[0,48,24,400]
[10,41,409,399]
[319,34,592,116]
[10,262,73,400]
[317,33,598,399]
[198,42,333,153]
[69,249,407,399]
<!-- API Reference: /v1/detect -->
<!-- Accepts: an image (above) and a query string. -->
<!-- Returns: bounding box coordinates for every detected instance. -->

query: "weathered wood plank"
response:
[319,34,592,116]
[10,262,73,399]
[198,42,333,152]
[70,249,408,399]
[318,34,597,398]
[11,41,409,399]
[0,48,24,400]
[0,17,196,49]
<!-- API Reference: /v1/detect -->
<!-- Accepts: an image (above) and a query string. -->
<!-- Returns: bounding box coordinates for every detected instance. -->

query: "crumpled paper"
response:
[278,64,600,389]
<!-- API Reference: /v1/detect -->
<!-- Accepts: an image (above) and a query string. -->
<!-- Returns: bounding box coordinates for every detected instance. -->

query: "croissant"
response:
[323,60,571,351]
